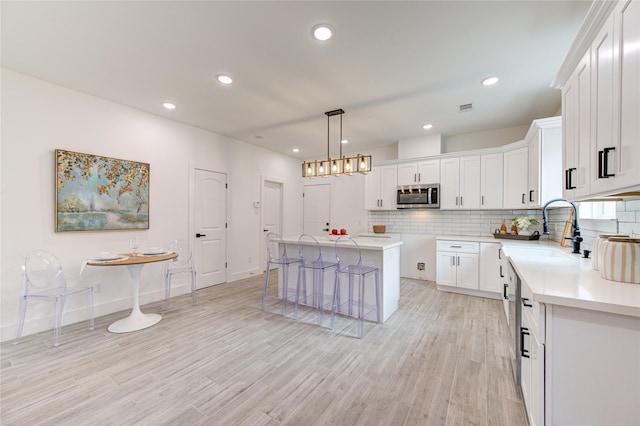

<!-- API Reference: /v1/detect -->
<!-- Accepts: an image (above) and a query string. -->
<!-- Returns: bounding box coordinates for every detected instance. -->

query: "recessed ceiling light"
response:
[312,24,334,41]
[482,76,499,86]
[162,102,176,110]
[216,74,233,84]
[422,124,433,130]
[292,148,300,153]
[341,139,348,144]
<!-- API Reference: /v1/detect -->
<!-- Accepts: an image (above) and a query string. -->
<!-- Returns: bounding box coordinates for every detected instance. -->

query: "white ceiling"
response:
[1,1,591,159]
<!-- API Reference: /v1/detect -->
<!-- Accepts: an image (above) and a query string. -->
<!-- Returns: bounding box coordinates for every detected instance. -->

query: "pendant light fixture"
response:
[302,109,372,178]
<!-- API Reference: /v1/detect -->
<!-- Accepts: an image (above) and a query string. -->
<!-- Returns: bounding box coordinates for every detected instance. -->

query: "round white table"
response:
[86,252,178,333]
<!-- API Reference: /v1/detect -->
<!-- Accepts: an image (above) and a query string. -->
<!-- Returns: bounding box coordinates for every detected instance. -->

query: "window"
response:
[578,201,617,219]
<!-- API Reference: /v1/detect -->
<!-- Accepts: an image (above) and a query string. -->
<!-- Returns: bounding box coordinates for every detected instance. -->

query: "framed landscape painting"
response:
[55,149,150,232]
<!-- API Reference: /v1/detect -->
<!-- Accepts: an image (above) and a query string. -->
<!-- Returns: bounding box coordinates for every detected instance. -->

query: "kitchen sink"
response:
[506,247,575,260]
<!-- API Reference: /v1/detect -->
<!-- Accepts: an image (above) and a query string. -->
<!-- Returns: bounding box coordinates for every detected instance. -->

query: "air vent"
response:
[458,103,474,112]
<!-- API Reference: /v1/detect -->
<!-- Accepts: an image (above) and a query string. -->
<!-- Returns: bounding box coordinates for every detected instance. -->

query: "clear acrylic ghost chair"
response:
[14,250,94,347]
[294,234,338,326]
[331,237,381,338]
[262,232,301,316]
[164,239,196,310]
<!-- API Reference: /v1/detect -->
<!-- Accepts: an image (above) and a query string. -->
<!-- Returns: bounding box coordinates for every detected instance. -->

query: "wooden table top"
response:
[86,252,177,266]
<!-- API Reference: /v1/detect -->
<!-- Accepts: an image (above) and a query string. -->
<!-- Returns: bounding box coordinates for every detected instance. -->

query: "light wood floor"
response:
[1,275,527,425]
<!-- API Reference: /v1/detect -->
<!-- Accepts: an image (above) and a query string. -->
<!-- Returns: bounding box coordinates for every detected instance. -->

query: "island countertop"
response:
[281,235,403,250]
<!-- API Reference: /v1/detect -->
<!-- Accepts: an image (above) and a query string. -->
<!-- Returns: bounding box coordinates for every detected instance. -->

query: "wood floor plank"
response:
[1,275,526,425]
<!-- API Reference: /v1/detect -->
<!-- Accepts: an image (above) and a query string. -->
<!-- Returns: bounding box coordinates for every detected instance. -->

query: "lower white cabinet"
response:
[479,242,507,294]
[519,281,640,426]
[521,280,546,426]
[436,241,479,289]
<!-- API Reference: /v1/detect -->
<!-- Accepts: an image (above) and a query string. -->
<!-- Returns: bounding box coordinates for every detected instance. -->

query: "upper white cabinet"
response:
[365,164,398,210]
[526,117,563,208]
[440,156,480,209]
[480,153,504,209]
[562,51,592,199]
[397,159,440,186]
[503,145,529,209]
[561,0,640,200]
[610,0,640,190]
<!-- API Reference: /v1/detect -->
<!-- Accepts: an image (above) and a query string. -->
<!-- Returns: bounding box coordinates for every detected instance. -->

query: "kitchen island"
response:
[280,235,403,322]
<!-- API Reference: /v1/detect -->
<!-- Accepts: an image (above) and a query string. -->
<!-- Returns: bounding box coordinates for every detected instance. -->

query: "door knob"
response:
[195,233,207,238]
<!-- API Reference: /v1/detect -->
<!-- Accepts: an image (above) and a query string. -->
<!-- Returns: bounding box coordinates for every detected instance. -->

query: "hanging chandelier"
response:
[301,109,372,178]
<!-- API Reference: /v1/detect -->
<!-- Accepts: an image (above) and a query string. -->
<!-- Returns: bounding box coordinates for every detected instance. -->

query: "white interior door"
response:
[303,183,331,236]
[193,169,227,288]
[261,179,283,270]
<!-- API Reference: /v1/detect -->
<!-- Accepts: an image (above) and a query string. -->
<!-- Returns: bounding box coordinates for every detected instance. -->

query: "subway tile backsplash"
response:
[368,200,640,249]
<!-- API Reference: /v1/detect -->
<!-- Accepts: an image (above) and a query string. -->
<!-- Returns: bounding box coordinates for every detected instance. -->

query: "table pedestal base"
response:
[107,263,162,333]
[108,313,161,333]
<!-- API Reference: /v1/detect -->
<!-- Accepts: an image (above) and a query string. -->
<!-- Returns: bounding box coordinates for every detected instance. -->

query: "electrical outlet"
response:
[417,262,425,271]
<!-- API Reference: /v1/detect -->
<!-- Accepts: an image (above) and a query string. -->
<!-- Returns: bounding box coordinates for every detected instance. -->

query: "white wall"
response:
[442,124,529,153]
[0,70,303,341]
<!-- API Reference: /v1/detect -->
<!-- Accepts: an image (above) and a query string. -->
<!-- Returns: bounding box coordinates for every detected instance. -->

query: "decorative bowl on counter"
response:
[373,225,386,234]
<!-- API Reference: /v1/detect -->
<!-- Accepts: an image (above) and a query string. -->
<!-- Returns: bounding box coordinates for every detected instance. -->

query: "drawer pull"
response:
[450,245,462,248]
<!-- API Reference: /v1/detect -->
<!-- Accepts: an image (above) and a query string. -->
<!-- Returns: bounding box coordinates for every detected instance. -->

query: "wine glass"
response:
[129,237,140,256]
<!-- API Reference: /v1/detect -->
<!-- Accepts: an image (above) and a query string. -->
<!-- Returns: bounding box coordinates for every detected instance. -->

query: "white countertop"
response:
[436,235,640,317]
[282,235,403,250]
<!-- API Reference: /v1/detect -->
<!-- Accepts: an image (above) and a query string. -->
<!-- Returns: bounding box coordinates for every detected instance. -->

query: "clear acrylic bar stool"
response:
[262,232,301,316]
[295,234,338,326]
[331,237,381,338]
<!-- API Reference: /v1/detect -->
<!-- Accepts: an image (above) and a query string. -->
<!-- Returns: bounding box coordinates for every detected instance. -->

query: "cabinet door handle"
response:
[418,173,421,182]
[481,195,484,206]
[414,173,417,182]
[455,196,459,206]
[603,147,616,178]
[498,248,502,259]
[567,168,577,189]
[565,169,570,190]
[460,196,463,206]
[529,190,534,203]
[503,283,508,300]
[457,256,460,266]
[521,193,526,204]
[598,150,604,178]
[522,298,533,307]
[380,199,383,208]
[452,256,456,266]
[500,265,504,278]
[520,327,530,358]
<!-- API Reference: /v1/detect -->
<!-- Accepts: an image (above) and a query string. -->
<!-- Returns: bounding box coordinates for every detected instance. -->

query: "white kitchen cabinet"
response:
[590,16,618,195]
[503,145,529,209]
[480,153,503,209]
[520,280,546,426]
[521,308,545,426]
[439,156,480,209]
[436,240,479,290]
[365,164,397,210]
[589,0,640,195]
[526,117,562,208]
[479,242,506,294]
[562,51,591,199]
[610,0,640,190]
[544,305,639,425]
[397,159,440,186]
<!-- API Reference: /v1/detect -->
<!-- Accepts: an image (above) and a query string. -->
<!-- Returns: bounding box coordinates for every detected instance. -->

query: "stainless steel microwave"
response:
[396,184,440,209]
